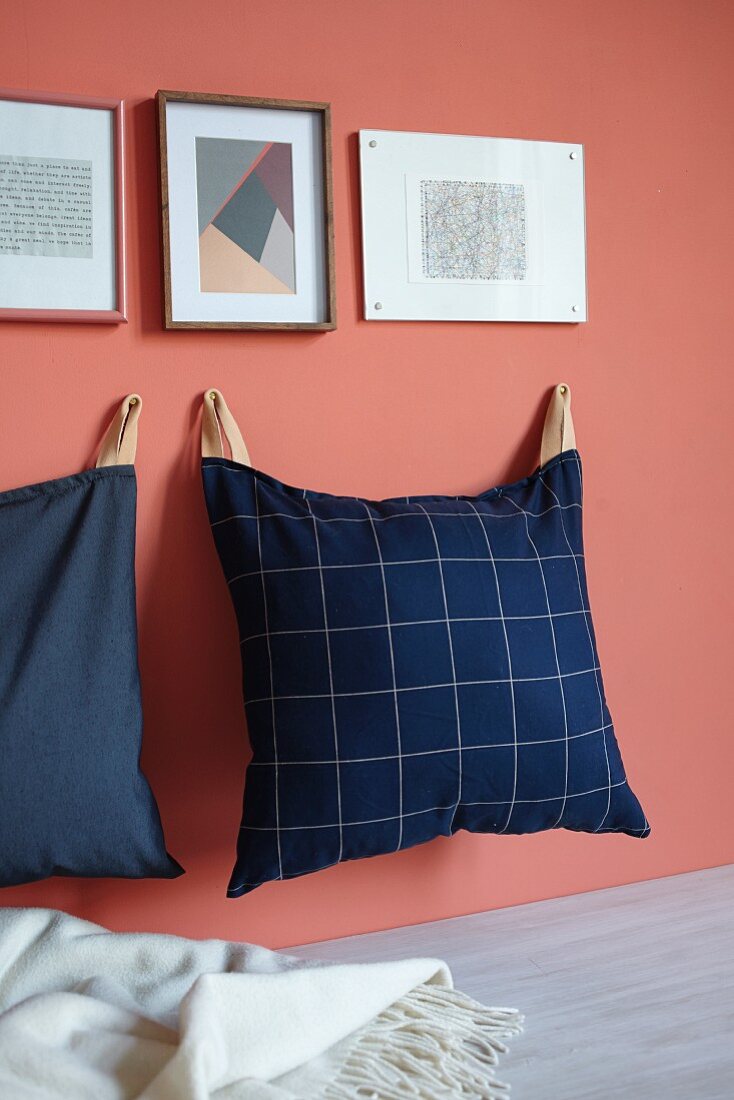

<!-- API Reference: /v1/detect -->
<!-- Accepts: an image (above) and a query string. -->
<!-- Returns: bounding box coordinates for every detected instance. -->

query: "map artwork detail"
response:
[420,179,527,281]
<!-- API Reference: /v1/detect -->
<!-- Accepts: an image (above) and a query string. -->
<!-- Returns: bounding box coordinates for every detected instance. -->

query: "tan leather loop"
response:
[96,394,142,468]
[202,389,251,466]
[540,383,576,467]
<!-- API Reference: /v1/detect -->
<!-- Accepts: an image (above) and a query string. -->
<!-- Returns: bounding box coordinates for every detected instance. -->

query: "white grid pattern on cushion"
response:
[203,449,650,897]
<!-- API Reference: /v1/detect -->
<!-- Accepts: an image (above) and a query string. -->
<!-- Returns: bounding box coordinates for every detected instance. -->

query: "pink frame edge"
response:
[0,87,127,324]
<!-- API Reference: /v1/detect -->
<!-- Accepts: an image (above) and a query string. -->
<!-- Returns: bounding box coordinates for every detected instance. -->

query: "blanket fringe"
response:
[324,982,523,1100]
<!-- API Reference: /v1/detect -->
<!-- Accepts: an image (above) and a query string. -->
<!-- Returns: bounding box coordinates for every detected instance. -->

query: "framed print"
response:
[359,129,587,323]
[0,88,126,323]
[157,90,335,331]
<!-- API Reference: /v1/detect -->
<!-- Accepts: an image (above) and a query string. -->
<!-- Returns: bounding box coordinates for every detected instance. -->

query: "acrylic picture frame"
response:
[0,88,126,324]
[157,90,336,331]
[359,129,587,324]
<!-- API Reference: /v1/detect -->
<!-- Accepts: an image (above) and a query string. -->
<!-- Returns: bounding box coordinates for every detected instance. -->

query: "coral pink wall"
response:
[1,0,733,948]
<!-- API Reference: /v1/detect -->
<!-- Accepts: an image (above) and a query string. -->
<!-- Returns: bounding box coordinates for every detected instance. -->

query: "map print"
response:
[420,179,527,281]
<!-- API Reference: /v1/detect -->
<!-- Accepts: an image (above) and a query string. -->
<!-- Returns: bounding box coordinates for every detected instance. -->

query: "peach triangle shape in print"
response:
[199,224,293,294]
[195,137,269,234]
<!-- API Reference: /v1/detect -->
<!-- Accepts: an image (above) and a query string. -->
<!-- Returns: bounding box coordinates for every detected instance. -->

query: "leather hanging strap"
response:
[540,383,576,467]
[200,385,570,471]
[96,394,142,468]
[202,389,251,466]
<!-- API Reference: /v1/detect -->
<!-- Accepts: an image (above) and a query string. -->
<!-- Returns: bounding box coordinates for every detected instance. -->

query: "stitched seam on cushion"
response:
[202,451,582,506]
[227,808,650,893]
[0,467,134,510]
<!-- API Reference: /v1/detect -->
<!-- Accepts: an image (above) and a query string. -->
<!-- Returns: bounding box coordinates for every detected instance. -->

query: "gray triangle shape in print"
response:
[195,137,267,234]
[260,208,296,291]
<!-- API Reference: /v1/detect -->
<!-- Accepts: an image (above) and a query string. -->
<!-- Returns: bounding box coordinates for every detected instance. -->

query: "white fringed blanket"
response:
[0,907,521,1099]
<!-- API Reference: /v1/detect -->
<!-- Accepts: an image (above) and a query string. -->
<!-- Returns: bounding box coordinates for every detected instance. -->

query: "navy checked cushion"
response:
[202,386,649,897]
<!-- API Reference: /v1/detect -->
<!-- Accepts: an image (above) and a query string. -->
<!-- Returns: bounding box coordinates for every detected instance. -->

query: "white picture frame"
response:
[0,88,126,323]
[359,129,587,323]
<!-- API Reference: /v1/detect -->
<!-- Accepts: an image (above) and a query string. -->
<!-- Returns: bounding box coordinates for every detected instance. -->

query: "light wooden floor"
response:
[291,865,734,1099]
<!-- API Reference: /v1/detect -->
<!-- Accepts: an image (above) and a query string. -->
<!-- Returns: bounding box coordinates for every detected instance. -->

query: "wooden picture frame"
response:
[157,90,335,331]
[0,87,126,323]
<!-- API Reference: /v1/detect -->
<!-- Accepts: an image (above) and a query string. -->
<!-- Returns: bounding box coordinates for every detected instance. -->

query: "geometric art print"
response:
[195,137,296,294]
[420,179,527,281]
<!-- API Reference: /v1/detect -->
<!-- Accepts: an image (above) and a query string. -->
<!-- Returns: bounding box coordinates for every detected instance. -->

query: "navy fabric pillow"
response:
[0,396,182,888]
[202,386,649,897]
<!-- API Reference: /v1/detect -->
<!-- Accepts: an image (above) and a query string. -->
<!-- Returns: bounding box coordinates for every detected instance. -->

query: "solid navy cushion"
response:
[203,448,649,897]
[0,466,182,887]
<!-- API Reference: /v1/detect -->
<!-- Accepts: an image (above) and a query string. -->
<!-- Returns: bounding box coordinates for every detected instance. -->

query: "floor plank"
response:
[289,866,734,1098]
